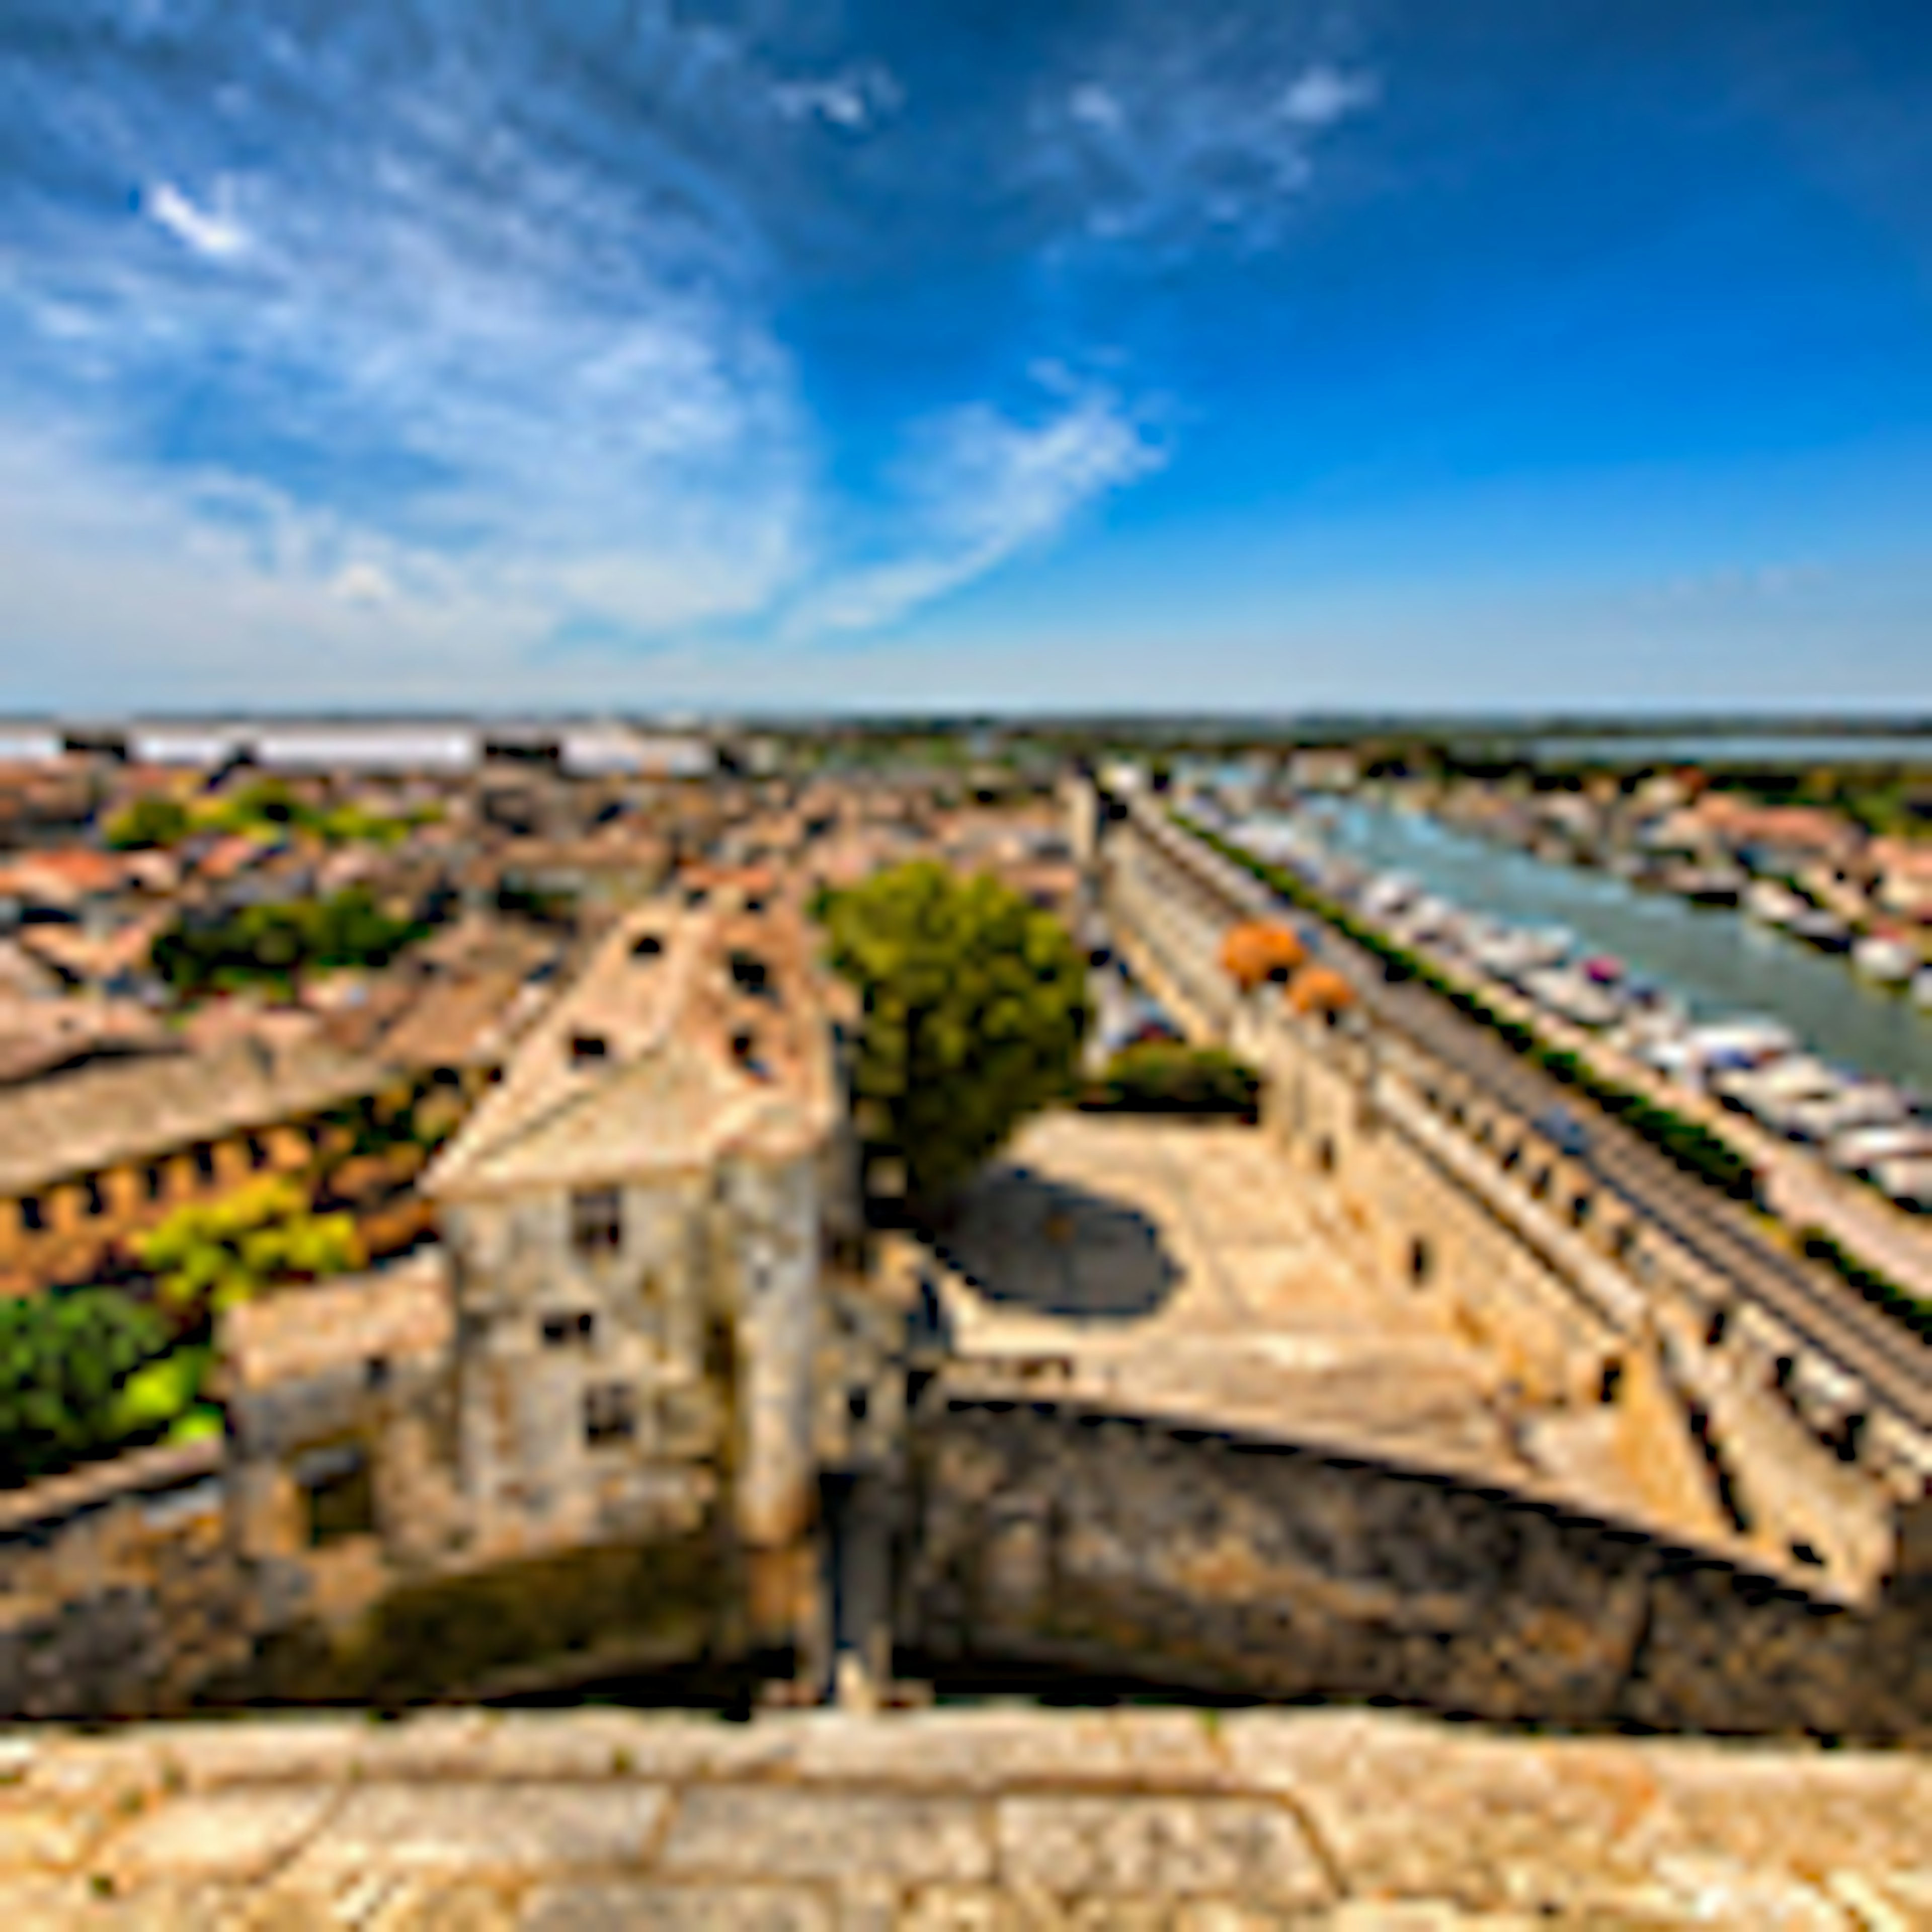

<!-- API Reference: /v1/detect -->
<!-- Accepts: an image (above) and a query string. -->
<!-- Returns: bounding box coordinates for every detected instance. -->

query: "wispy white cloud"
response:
[4,22,817,677]
[771,64,903,133]
[1639,560,1831,610]
[790,383,1165,636]
[1279,63,1379,130]
[1036,26,1381,250]
[142,179,251,260]
[0,5,1184,700]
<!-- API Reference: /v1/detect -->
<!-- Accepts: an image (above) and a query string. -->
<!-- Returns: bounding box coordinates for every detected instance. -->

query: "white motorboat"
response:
[1521,967,1622,1028]
[1359,872,1419,919]
[1827,1122,1932,1176]
[1744,879,1806,926]
[1873,1154,1932,1214]
[1852,934,1921,986]
[1712,1055,1841,1129]
[1685,1017,1800,1071]
[1784,1083,1912,1145]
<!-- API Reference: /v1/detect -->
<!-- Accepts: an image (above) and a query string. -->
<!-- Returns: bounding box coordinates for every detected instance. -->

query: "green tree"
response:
[103,795,192,850]
[152,887,424,998]
[818,860,1090,1212]
[205,777,310,836]
[0,1288,175,1485]
[135,1175,364,1334]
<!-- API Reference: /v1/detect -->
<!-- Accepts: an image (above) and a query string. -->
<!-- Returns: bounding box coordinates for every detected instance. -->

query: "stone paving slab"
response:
[0,1708,1924,1928]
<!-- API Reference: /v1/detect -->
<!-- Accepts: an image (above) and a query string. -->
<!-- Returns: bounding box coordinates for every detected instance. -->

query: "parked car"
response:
[1536,1107,1590,1158]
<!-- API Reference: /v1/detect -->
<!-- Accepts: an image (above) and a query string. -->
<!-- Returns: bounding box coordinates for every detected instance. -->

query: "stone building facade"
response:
[424,882,849,1622]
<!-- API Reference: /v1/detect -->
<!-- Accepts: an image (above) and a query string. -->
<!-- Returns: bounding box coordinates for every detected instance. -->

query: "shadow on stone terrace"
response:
[935,1165,1183,1322]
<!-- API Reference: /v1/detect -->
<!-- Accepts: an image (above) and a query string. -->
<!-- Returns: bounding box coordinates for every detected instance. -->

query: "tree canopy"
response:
[103,794,193,850]
[0,1287,184,1486]
[135,1175,364,1333]
[152,886,425,997]
[818,860,1089,1212]
[197,779,436,847]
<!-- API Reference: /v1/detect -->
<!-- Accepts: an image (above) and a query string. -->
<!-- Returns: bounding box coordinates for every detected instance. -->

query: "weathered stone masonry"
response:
[901,1392,1932,1742]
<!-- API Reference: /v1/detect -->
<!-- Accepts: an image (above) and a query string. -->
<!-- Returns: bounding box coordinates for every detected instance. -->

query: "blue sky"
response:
[2,0,1929,713]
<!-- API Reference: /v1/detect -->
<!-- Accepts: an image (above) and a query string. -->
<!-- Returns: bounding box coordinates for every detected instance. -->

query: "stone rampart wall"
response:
[903,1394,1932,1743]
[0,1444,256,1720]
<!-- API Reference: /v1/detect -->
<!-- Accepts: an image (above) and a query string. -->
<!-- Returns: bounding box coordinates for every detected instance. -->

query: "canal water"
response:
[1287,799,1932,1095]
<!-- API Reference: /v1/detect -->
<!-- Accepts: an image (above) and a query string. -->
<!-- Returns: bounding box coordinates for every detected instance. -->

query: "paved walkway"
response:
[935,1114,1532,1488]
[0,1707,1924,1927]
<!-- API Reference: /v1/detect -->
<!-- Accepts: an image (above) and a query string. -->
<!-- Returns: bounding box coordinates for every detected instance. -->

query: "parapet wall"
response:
[0,1705,1925,1927]
[903,1393,1932,1743]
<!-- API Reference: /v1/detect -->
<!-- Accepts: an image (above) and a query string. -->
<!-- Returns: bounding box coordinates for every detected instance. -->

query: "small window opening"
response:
[245,1133,269,1171]
[1790,1540,1825,1569]
[848,1389,870,1422]
[542,1309,598,1346]
[584,1381,637,1447]
[1706,1307,1729,1348]
[729,950,770,996]
[19,1194,44,1233]
[570,1033,609,1068]
[1598,1358,1624,1405]
[300,1445,375,1546]
[1409,1236,1431,1285]
[570,1187,622,1256]
[365,1356,390,1392]
[632,932,664,958]
[144,1163,166,1202]
[82,1174,106,1218]
[1315,1136,1336,1175]
[192,1142,216,1182]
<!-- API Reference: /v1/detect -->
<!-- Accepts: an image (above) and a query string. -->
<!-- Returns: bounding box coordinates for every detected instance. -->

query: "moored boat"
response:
[1789,908,1853,953]
[1744,879,1806,926]
[1852,933,1921,986]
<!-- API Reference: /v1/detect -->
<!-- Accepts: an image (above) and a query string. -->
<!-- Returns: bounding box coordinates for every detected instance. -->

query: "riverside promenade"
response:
[0,1707,1925,1927]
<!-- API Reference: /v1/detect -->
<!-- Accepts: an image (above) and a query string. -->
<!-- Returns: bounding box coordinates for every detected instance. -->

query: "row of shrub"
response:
[1079,1041,1261,1119]
[1800,1229,1932,1344]
[1177,814,1756,1199]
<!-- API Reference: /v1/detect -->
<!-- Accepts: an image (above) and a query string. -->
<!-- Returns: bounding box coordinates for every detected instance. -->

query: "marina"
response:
[1225,797,1932,1213]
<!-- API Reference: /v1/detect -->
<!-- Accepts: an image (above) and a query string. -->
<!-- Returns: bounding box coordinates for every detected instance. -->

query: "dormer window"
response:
[570,1033,608,1068]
